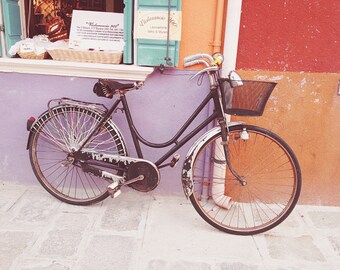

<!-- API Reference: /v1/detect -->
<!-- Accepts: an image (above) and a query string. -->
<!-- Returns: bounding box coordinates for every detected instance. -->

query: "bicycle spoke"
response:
[30,105,127,205]
[190,125,301,235]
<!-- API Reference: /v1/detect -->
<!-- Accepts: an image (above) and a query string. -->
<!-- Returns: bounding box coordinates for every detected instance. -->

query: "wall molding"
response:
[0,58,154,81]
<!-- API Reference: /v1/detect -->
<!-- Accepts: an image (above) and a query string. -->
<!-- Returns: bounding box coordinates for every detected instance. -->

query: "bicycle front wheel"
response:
[190,125,301,235]
[28,105,127,205]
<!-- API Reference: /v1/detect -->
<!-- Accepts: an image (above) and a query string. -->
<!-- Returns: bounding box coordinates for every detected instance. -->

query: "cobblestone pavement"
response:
[0,181,339,270]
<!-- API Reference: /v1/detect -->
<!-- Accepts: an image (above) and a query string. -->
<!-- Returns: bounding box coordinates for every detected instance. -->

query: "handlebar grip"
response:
[183,60,200,67]
[184,54,203,63]
[184,53,214,65]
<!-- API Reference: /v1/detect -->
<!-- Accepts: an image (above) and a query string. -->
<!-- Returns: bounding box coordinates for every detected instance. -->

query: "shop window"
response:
[0,0,132,63]
[25,1,125,39]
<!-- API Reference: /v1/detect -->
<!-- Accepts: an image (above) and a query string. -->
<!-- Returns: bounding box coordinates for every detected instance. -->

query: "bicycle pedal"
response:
[107,182,121,198]
[108,187,121,198]
[170,153,180,167]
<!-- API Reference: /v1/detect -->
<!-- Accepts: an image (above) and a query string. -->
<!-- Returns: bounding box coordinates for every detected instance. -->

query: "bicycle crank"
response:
[107,161,160,194]
[127,161,160,192]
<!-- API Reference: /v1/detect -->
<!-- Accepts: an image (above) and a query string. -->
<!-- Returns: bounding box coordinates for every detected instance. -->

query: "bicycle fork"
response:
[218,119,247,186]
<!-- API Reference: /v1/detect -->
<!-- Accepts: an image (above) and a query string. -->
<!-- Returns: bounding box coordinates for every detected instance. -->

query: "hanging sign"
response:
[69,10,124,51]
[134,10,182,41]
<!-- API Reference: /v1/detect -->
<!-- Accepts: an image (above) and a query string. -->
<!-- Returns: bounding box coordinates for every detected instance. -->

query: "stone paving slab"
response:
[265,234,325,262]
[77,235,138,270]
[0,181,340,270]
[329,236,340,256]
[0,231,34,270]
[139,197,263,265]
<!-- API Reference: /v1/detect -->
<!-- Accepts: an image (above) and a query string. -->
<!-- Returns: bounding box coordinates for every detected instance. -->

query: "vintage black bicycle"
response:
[26,53,301,235]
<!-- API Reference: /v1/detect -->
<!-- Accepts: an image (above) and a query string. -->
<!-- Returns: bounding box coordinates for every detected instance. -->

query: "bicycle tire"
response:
[28,105,127,205]
[189,124,301,235]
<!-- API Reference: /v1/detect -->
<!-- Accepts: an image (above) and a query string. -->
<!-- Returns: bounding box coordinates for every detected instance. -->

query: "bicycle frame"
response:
[77,74,227,169]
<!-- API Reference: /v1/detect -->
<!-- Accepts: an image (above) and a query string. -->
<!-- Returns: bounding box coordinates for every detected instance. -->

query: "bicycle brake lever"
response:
[190,66,219,80]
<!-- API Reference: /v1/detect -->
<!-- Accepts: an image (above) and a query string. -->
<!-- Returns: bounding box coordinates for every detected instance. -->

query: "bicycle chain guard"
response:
[76,151,160,192]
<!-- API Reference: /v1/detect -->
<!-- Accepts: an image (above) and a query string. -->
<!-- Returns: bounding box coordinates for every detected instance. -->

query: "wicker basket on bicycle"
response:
[218,78,277,116]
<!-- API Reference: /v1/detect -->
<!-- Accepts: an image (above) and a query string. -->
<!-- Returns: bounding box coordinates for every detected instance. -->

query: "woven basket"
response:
[48,48,122,64]
[18,51,49,60]
[219,79,277,116]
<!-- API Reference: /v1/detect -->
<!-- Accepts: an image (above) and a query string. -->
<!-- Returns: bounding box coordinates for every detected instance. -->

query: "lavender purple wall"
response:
[0,69,211,194]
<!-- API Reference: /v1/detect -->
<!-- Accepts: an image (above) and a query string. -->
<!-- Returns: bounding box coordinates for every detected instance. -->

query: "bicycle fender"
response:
[26,131,34,150]
[181,121,244,199]
[26,118,38,150]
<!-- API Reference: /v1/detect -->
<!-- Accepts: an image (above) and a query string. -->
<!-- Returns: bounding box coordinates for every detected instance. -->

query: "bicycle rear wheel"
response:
[190,125,301,235]
[28,105,127,205]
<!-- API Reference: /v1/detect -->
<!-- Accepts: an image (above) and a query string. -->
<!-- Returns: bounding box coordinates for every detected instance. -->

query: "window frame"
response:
[0,0,154,81]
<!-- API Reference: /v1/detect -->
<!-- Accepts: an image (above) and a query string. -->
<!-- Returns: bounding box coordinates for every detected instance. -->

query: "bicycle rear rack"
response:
[47,97,108,115]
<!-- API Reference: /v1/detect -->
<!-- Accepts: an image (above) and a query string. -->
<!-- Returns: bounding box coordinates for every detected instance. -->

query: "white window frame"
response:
[0,0,154,81]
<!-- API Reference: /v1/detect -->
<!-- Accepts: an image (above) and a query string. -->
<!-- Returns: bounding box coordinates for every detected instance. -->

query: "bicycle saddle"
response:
[93,79,136,98]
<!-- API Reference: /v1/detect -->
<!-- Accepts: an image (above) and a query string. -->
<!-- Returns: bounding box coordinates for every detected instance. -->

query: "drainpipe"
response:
[211,0,243,210]
[211,0,225,53]
[201,0,226,202]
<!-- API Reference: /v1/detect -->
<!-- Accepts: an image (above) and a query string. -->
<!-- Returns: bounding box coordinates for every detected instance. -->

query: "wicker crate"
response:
[47,48,122,64]
[219,78,277,116]
[18,51,49,60]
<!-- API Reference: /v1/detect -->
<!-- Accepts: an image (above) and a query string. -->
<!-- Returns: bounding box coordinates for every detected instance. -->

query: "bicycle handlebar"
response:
[183,53,226,85]
[184,53,214,64]
[183,59,210,68]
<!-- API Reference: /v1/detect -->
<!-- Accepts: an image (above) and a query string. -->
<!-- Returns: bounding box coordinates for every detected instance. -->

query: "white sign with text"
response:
[69,10,124,51]
[134,11,182,41]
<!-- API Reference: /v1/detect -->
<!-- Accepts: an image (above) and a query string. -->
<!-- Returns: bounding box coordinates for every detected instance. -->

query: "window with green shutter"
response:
[1,0,181,67]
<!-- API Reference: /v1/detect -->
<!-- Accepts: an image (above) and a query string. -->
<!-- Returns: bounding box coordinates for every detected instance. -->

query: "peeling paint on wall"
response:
[255,75,284,81]
[236,70,340,206]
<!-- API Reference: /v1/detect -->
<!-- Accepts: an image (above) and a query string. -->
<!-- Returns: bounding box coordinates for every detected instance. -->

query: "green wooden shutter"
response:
[123,0,133,64]
[136,0,181,67]
[0,31,2,57]
[2,0,22,56]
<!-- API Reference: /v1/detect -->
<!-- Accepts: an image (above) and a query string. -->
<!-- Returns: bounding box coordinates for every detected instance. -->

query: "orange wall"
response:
[234,70,340,206]
[178,0,220,67]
